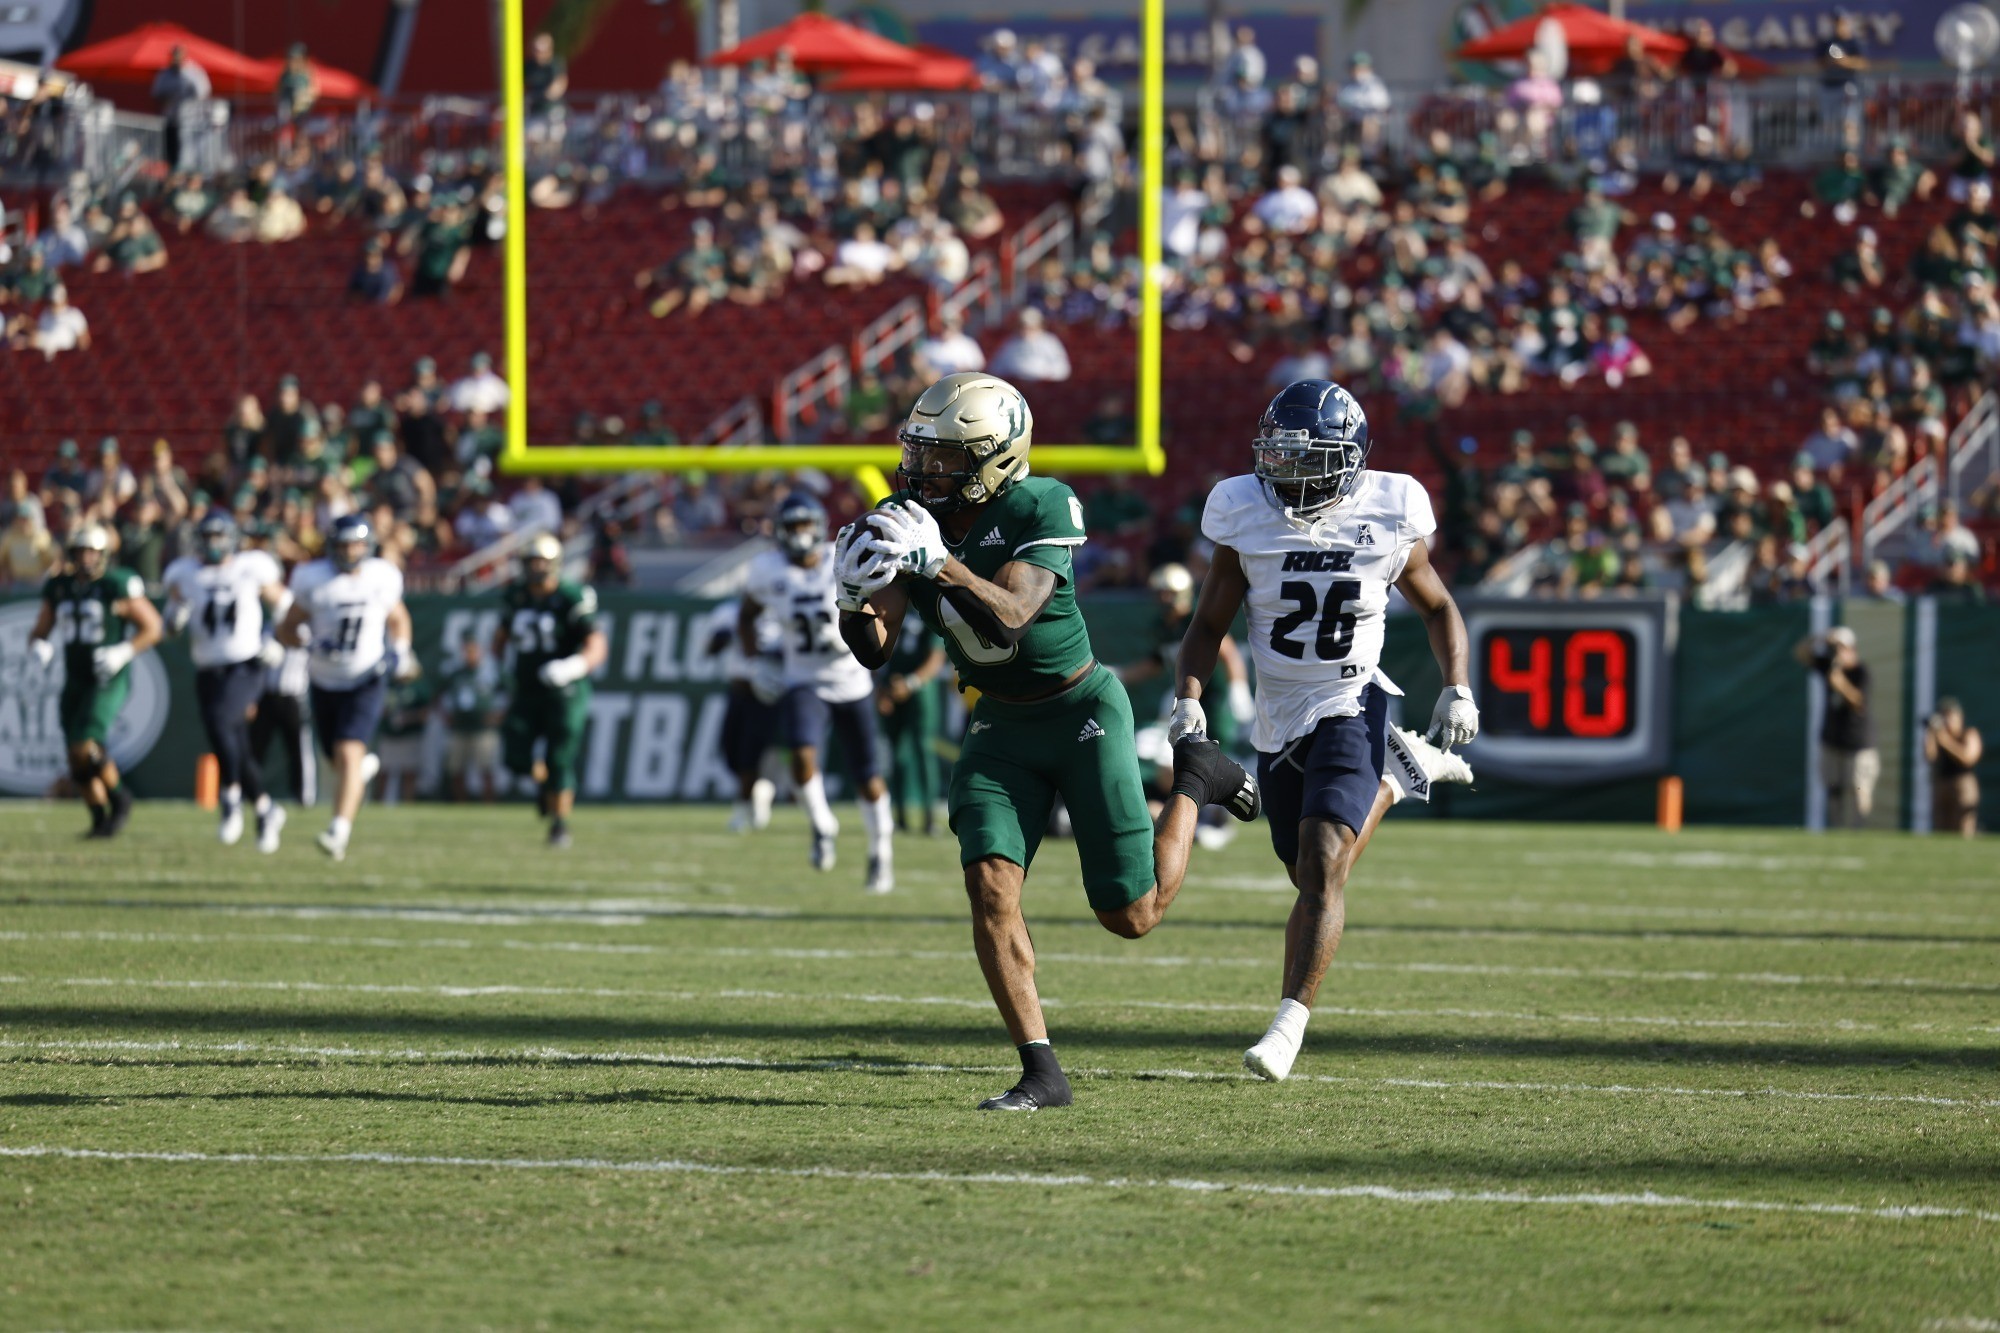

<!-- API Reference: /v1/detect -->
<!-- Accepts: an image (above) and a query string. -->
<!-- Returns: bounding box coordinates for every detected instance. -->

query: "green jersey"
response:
[439,663,502,734]
[886,614,942,677]
[893,476,1092,698]
[41,566,145,682]
[501,579,599,693]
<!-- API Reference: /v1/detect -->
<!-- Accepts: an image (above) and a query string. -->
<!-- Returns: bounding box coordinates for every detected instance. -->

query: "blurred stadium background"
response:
[0,0,1996,830]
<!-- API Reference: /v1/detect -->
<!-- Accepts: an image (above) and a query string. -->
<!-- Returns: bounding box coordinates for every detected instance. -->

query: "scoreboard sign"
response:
[1460,597,1674,783]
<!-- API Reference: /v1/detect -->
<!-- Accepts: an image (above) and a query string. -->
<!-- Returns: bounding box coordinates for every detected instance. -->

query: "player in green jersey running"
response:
[837,373,1260,1111]
[492,532,608,848]
[29,523,163,838]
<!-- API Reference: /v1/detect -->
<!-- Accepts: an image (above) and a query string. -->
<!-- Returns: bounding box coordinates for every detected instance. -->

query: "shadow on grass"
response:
[0,1087,822,1110]
[18,896,2000,947]
[4,1004,1995,1072]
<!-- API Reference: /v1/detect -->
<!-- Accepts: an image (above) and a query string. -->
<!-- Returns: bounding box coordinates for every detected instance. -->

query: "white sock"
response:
[329,816,352,844]
[223,784,241,808]
[750,777,776,825]
[860,792,894,862]
[799,774,838,837]
[254,793,272,815]
[1257,998,1312,1053]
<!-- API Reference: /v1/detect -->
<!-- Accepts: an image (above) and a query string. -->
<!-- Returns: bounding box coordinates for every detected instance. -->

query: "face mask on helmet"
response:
[1254,431,1366,523]
[779,519,821,558]
[896,440,979,512]
[72,544,107,578]
[199,523,236,564]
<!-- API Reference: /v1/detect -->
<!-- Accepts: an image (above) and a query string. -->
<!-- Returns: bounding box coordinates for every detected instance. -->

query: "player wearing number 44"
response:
[739,492,898,894]
[1175,379,1479,1083]
[275,514,416,863]
[162,513,294,852]
[836,372,1264,1112]
[29,523,163,840]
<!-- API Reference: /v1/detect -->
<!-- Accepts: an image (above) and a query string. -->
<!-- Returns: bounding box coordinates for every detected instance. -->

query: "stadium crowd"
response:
[2,31,1996,604]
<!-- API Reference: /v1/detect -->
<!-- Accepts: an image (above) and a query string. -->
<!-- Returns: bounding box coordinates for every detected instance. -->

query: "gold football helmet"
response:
[895,372,1033,513]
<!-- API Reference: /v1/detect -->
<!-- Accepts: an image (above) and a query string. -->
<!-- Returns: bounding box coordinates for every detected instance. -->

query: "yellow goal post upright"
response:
[497,0,1168,502]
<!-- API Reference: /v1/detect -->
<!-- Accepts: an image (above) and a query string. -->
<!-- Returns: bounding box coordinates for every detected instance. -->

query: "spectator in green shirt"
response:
[1788,454,1838,531]
[1598,420,1651,492]
[1812,149,1868,220]
[1869,140,1935,217]
[439,637,505,801]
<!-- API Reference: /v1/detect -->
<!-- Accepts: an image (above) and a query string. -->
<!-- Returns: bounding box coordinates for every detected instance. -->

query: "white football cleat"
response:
[864,855,894,895]
[315,827,347,862]
[810,829,837,873]
[1382,726,1474,805]
[256,805,287,854]
[1243,1033,1302,1082]
[217,803,245,846]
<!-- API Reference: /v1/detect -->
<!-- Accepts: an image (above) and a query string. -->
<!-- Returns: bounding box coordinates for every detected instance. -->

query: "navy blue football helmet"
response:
[775,492,826,561]
[197,511,239,564]
[329,513,374,570]
[1252,379,1371,525]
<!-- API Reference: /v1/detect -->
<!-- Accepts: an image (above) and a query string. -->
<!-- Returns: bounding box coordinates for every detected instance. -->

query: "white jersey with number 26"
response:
[162,549,283,669]
[744,544,873,703]
[1201,469,1436,752]
[288,556,405,689]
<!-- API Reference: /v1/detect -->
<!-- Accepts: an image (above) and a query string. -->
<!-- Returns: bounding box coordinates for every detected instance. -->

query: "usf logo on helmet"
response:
[896,373,1034,514]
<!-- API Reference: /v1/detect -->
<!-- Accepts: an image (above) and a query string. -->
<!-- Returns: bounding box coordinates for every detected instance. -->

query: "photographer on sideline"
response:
[1794,626,1877,829]
[1923,698,1983,837]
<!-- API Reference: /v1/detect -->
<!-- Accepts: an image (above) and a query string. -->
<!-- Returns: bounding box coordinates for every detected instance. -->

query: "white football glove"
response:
[1226,678,1256,726]
[1426,683,1480,749]
[835,522,899,612]
[391,636,421,682]
[1166,696,1208,744]
[870,500,949,580]
[539,654,590,688]
[748,657,786,705]
[256,637,288,668]
[165,602,191,637]
[29,638,56,670]
[92,642,134,684]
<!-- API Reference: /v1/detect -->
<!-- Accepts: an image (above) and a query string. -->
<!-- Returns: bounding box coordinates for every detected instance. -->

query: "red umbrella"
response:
[709,13,918,73]
[245,54,374,101]
[1455,4,1684,76]
[58,21,268,90]
[824,46,978,92]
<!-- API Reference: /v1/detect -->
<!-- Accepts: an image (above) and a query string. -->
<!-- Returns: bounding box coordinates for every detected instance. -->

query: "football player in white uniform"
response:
[739,492,897,892]
[1173,380,1478,1082]
[275,514,416,862]
[704,597,785,833]
[163,513,294,851]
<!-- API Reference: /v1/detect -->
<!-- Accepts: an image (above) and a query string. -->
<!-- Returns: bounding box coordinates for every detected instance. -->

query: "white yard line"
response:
[7,1035,1995,1110]
[1,1143,1990,1225]
[5,931,1992,995]
[5,973,1992,1034]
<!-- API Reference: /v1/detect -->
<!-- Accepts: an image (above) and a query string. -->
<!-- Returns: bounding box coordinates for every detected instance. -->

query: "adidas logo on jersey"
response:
[978,528,1005,548]
[1077,718,1106,742]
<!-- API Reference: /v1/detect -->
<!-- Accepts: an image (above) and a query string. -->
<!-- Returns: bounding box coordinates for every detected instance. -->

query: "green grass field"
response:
[0,801,1994,1330]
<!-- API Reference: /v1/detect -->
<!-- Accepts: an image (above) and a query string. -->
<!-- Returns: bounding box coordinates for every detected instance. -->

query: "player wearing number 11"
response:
[1174,379,1479,1083]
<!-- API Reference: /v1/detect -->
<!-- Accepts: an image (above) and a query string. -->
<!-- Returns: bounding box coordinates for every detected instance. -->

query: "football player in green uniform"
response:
[492,532,607,848]
[877,615,948,835]
[29,523,163,837]
[837,372,1260,1111]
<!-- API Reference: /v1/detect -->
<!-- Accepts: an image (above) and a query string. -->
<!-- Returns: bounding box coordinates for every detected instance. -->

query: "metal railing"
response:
[855,297,926,376]
[691,395,764,446]
[772,345,852,442]
[1803,517,1853,596]
[1860,391,1997,568]
[1007,201,1075,303]
[938,251,1004,329]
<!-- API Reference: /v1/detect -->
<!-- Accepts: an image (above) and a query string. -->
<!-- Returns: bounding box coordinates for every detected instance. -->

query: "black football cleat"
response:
[977,1074,1073,1112]
[547,817,572,850]
[103,786,135,838]
[1171,736,1261,822]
